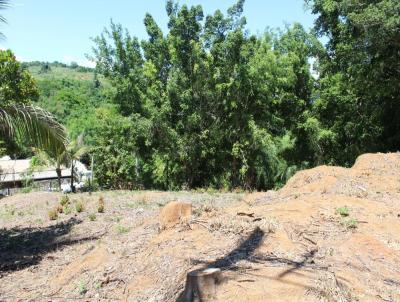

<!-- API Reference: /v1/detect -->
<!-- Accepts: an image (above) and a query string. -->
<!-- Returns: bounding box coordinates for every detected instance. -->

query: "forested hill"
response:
[22,61,112,140]
[12,0,399,192]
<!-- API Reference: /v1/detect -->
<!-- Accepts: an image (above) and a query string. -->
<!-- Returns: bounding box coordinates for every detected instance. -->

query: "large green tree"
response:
[307,0,400,164]
[90,0,318,190]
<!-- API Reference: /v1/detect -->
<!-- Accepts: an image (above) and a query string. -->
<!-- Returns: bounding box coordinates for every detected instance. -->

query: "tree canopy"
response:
[11,0,398,191]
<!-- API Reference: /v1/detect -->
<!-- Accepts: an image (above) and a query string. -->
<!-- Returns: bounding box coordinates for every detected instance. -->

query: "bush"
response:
[56,204,64,213]
[342,218,358,229]
[97,195,105,213]
[64,206,72,215]
[75,201,84,213]
[336,206,349,217]
[60,195,70,206]
[48,209,58,220]
[88,213,96,221]
[116,225,130,234]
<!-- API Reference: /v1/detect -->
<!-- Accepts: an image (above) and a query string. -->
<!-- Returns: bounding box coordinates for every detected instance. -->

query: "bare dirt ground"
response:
[1,152,400,301]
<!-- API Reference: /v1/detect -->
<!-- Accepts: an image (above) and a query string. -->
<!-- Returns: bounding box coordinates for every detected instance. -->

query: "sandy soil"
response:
[1,152,400,301]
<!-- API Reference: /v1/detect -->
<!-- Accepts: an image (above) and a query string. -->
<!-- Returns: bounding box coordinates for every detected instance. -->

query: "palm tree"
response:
[0,104,67,159]
[65,134,88,192]
[1,2,67,169]
[35,134,88,192]
[0,0,9,40]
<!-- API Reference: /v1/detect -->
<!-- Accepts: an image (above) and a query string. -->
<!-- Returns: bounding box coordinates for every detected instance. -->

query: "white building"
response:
[0,156,91,193]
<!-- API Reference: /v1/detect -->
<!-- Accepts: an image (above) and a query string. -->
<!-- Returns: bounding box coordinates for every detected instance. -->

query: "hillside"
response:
[24,62,110,86]
[22,61,112,139]
[0,152,399,301]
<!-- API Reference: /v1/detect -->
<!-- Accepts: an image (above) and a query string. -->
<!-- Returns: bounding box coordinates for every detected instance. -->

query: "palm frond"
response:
[0,0,9,22]
[0,104,67,158]
[0,0,10,39]
[0,0,10,40]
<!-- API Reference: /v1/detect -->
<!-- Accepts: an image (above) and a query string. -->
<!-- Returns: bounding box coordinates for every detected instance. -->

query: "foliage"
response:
[0,50,67,158]
[336,206,349,217]
[97,195,105,213]
[88,1,320,190]
[75,201,84,213]
[77,280,88,295]
[307,0,400,165]
[17,0,398,191]
[116,225,130,234]
[48,208,58,220]
[60,195,70,206]
[0,0,9,39]
[55,204,63,213]
[64,206,72,215]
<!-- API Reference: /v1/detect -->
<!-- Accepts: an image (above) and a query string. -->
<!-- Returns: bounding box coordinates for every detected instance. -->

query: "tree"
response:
[89,1,318,190]
[65,134,88,192]
[0,50,67,158]
[307,0,400,164]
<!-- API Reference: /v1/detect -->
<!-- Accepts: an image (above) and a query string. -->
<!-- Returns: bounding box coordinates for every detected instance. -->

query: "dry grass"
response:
[1,152,400,302]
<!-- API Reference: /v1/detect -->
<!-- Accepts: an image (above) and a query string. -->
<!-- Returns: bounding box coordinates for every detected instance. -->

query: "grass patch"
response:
[343,218,358,229]
[48,209,58,220]
[116,225,130,234]
[88,213,96,221]
[64,206,72,215]
[75,201,84,213]
[55,204,64,213]
[76,280,87,295]
[60,195,70,206]
[97,196,105,213]
[336,206,349,217]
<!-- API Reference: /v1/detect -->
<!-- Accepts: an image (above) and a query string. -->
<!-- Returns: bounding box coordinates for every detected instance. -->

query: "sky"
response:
[0,0,316,67]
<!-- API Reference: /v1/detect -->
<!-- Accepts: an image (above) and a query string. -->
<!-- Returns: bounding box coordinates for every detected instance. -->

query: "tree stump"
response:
[180,268,222,302]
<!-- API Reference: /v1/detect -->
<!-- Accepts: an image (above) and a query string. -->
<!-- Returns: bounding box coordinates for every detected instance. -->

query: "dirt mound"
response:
[159,201,192,229]
[352,152,400,171]
[280,152,400,200]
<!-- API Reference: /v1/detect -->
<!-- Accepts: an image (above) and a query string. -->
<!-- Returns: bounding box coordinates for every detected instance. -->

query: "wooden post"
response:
[180,268,222,302]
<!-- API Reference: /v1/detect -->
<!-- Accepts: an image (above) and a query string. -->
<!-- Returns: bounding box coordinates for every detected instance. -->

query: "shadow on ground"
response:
[0,217,103,273]
[176,227,266,301]
[176,227,324,301]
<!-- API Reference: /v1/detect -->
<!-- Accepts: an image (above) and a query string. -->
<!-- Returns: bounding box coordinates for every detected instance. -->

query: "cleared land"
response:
[1,153,400,301]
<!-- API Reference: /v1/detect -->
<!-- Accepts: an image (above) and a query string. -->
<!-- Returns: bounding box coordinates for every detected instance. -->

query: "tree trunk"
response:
[70,160,75,193]
[179,268,222,302]
[56,166,62,191]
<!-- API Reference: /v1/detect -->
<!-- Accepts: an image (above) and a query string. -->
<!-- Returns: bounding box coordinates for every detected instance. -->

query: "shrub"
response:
[60,195,70,206]
[77,280,87,295]
[48,209,58,220]
[97,196,105,213]
[56,204,64,213]
[116,225,130,234]
[336,206,349,217]
[88,213,96,221]
[345,218,358,229]
[64,206,72,215]
[75,202,84,213]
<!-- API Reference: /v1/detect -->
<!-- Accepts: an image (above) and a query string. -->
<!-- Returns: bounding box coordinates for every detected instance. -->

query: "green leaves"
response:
[307,0,400,164]
[86,1,321,190]
[0,50,67,158]
[0,104,67,158]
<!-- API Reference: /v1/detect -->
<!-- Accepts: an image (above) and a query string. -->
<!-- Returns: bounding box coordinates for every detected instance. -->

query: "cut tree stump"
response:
[180,268,223,302]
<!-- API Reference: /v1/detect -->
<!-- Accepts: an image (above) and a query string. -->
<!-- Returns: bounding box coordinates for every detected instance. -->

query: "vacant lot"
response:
[1,153,400,301]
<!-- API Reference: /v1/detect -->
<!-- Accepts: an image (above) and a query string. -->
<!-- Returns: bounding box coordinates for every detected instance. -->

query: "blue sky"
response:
[0,0,315,67]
